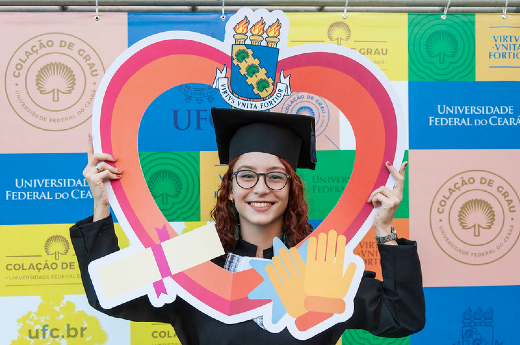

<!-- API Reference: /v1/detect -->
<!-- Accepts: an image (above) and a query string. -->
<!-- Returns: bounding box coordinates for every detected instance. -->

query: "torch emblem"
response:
[213,9,291,110]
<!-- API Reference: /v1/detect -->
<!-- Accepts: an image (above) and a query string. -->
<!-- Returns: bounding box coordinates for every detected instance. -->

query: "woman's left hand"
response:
[367,161,408,242]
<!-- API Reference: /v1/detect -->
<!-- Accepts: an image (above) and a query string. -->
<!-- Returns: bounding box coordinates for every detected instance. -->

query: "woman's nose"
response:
[252,175,270,193]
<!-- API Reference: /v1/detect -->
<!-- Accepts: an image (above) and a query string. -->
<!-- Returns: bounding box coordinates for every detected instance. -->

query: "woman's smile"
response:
[247,201,275,209]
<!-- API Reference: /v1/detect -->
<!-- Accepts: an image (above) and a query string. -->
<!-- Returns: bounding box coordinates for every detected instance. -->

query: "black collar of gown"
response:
[212,238,275,268]
[232,238,274,259]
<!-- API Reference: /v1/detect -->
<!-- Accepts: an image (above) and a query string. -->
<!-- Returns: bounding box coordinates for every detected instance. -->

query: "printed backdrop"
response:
[0,10,519,345]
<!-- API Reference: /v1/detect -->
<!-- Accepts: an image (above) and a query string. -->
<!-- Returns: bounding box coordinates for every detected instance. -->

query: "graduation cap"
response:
[211,108,316,170]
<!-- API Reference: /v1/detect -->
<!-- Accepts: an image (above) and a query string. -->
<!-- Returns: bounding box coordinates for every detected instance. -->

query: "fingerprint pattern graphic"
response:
[139,151,200,221]
[408,14,475,81]
[342,329,409,345]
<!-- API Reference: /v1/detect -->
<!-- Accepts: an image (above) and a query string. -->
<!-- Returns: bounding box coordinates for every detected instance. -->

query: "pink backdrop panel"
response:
[410,149,520,287]
[0,13,127,154]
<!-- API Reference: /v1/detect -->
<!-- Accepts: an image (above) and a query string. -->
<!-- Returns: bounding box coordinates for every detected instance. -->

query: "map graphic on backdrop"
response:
[86,8,405,340]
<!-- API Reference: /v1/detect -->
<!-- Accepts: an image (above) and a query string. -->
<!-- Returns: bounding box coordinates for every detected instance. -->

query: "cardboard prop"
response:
[88,8,405,340]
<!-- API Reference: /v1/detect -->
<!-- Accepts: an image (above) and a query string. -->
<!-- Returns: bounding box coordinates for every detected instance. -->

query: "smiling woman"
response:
[210,108,315,257]
[70,107,425,344]
[229,152,291,253]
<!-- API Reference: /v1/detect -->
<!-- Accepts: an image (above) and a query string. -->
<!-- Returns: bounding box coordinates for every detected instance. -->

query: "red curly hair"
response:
[210,156,313,254]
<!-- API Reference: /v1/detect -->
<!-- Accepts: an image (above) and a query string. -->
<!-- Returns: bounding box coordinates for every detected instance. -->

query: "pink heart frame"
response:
[90,11,405,328]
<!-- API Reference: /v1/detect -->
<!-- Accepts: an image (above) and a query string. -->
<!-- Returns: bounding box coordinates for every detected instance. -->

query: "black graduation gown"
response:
[70,215,425,345]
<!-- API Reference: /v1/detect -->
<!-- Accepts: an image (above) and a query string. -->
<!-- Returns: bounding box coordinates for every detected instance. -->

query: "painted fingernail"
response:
[111,156,117,160]
[117,168,123,173]
[386,161,390,166]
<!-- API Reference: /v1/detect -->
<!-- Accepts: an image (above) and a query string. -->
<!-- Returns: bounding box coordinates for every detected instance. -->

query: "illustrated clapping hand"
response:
[265,229,357,331]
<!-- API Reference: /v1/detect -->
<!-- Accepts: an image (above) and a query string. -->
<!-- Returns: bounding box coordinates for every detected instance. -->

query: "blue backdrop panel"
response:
[0,153,93,225]
[411,285,519,345]
[138,84,230,152]
[128,13,229,46]
[409,81,520,149]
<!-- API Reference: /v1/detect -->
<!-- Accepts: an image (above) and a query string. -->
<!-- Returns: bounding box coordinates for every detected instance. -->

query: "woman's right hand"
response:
[83,133,122,221]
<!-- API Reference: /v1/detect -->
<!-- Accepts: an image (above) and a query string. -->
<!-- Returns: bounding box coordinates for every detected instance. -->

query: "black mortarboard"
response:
[211,108,316,170]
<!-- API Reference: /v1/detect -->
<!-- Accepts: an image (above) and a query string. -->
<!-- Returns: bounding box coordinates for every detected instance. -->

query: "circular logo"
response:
[279,92,330,137]
[408,15,474,80]
[140,152,200,221]
[430,170,520,265]
[5,33,105,131]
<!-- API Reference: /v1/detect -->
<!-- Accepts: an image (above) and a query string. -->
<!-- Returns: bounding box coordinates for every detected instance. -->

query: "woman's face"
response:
[230,152,290,231]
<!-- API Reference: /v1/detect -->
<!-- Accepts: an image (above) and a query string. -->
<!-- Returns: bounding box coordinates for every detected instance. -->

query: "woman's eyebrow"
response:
[235,164,286,171]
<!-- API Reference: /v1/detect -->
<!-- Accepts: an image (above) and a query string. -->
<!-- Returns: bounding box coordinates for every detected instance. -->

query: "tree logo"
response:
[327,21,351,45]
[5,33,105,131]
[35,62,77,102]
[425,30,459,65]
[408,14,475,81]
[11,295,107,344]
[430,170,520,265]
[148,169,182,206]
[44,235,70,260]
[458,199,495,237]
[140,151,200,222]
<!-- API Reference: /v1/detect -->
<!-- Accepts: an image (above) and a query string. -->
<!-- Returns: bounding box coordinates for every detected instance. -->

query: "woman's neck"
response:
[239,220,283,258]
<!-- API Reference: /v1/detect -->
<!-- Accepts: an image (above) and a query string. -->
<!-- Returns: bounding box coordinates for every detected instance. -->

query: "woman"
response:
[70,108,425,344]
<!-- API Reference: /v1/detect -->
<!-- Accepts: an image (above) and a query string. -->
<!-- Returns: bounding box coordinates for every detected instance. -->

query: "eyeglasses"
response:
[232,170,291,190]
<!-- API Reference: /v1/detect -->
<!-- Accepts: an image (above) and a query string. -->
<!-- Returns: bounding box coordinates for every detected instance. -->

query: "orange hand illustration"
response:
[265,246,307,318]
[303,229,357,314]
[264,230,357,330]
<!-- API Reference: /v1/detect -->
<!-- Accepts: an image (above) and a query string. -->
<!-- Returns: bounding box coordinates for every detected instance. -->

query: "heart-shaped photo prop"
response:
[88,8,405,340]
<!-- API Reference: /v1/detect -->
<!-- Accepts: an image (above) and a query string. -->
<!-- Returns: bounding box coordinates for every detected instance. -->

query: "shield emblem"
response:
[230,44,278,100]
[227,17,281,101]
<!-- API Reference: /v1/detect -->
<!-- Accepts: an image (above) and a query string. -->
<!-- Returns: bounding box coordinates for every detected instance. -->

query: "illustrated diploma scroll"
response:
[88,223,224,309]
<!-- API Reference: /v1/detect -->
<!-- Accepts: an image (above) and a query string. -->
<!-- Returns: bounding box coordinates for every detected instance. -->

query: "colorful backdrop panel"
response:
[408,14,475,81]
[411,286,519,345]
[476,14,520,81]
[0,153,92,225]
[1,295,130,344]
[286,13,408,81]
[409,149,520,287]
[409,81,520,149]
[0,13,127,154]
[0,10,518,345]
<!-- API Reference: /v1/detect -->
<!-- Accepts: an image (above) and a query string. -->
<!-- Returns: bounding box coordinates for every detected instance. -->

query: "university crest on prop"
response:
[213,11,291,110]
